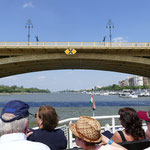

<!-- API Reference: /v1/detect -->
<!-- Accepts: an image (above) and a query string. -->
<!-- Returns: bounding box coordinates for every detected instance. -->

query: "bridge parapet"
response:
[0,42,150,48]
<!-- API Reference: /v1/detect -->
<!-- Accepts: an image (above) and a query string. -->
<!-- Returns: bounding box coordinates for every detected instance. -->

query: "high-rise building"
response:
[134,76,143,86]
[143,77,150,87]
[119,76,148,87]
[128,77,134,86]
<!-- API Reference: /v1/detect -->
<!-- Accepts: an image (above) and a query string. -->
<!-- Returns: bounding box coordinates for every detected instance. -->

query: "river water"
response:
[0,92,149,127]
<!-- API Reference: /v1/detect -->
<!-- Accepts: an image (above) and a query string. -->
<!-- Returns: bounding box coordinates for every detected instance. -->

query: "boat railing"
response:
[58,115,120,148]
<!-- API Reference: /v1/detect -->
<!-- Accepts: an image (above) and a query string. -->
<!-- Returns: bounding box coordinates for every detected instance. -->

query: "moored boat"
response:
[119,89,138,98]
[138,91,150,97]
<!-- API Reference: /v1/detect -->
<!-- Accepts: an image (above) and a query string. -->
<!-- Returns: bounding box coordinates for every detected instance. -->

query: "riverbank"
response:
[0,92,50,95]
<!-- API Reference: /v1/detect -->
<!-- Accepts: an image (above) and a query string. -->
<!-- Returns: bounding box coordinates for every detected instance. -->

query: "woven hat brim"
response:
[69,123,80,138]
[69,123,102,143]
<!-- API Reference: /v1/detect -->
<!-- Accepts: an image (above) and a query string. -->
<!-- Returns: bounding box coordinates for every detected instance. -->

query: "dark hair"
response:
[84,141,95,147]
[76,137,95,146]
[38,105,59,130]
[75,136,100,146]
[119,107,145,140]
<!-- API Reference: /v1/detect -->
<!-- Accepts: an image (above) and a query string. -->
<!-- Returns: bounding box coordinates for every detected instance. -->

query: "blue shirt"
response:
[28,128,67,150]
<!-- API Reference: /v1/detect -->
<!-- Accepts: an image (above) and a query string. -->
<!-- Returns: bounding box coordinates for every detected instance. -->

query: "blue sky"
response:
[0,0,149,91]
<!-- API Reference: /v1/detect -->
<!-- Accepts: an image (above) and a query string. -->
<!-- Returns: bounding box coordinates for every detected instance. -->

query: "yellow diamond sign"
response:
[64,49,70,55]
[72,49,77,54]
[64,48,77,55]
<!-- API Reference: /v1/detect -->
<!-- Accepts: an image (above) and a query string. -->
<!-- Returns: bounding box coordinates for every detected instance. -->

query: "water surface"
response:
[0,93,149,127]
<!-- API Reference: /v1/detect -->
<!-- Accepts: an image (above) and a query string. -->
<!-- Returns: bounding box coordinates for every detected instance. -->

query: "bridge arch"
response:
[0,42,150,78]
[0,53,150,78]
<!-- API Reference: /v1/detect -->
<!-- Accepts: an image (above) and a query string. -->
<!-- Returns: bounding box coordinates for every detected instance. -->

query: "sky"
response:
[0,0,149,92]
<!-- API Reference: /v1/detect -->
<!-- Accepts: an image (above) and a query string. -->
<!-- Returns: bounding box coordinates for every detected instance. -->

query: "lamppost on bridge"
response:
[106,19,114,46]
[25,19,33,45]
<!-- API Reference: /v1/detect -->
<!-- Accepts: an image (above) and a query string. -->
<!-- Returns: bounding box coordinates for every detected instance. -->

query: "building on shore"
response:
[119,76,150,87]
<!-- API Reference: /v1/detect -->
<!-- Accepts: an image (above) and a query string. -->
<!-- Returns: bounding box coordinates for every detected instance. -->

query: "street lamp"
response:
[106,19,114,46]
[25,19,33,45]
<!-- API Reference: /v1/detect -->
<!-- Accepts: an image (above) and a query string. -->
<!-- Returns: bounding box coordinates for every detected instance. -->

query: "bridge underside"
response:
[0,50,150,78]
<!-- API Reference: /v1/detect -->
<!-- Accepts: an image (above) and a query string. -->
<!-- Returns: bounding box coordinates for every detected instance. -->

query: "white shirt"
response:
[0,133,50,150]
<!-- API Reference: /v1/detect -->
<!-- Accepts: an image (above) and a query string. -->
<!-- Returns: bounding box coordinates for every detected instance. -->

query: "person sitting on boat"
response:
[27,105,67,150]
[111,107,145,143]
[138,110,150,139]
[69,116,127,150]
[0,100,50,150]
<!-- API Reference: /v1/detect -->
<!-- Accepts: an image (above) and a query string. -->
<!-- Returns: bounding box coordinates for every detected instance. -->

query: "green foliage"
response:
[96,84,149,91]
[0,85,51,93]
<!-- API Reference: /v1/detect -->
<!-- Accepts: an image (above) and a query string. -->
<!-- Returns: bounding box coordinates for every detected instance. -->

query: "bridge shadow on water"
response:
[0,100,149,107]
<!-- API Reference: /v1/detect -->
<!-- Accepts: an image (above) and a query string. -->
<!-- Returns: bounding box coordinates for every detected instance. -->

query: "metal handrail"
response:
[0,42,150,47]
[58,115,120,148]
[59,115,119,124]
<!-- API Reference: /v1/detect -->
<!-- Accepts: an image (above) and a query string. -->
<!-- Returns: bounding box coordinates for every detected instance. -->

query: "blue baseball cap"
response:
[0,100,30,123]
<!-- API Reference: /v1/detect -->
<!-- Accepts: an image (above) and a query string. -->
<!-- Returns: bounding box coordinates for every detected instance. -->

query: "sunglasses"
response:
[29,113,37,118]
[146,121,150,125]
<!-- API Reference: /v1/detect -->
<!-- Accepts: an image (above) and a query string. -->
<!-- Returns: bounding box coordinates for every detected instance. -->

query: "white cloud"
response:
[23,2,34,8]
[112,37,128,42]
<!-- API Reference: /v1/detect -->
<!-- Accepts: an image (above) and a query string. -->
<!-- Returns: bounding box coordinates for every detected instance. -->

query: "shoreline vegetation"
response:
[60,84,150,93]
[0,85,50,94]
[0,84,149,94]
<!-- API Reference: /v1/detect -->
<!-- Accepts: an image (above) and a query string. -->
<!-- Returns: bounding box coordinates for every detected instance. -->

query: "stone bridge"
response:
[0,42,150,78]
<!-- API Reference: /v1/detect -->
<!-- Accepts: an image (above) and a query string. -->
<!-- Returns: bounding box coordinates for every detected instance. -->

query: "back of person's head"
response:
[38,105,58,130]
[119,107,137,127]
[0,100,30,135]
[119,107,145,140]
[0,114,28,135]
[69,116,102,146]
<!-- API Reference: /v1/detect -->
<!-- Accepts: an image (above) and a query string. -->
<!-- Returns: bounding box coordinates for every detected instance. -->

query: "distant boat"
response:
[119,89,138,98]
[103,92,109,96]
[82,91,110,96]
[138,90,150,97]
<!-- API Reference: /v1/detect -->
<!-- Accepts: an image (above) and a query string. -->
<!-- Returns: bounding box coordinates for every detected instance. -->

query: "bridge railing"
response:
[0,42,150,47]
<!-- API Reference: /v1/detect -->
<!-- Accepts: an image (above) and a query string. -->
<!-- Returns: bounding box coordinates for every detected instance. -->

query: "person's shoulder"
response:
[112,131,120,138]
[55,128,66,136]
[27,129,40,139]
[34,141,50,150]
[112,131,122,143]
[31,128,43,135]
[55,128,65,133]
[25,140,50,150]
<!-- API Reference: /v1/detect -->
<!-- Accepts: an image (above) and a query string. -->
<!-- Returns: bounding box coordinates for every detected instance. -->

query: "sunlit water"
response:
[0,92,149,127]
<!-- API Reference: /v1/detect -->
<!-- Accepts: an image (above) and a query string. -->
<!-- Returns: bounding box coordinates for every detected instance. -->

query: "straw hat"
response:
[69,116,102,143]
